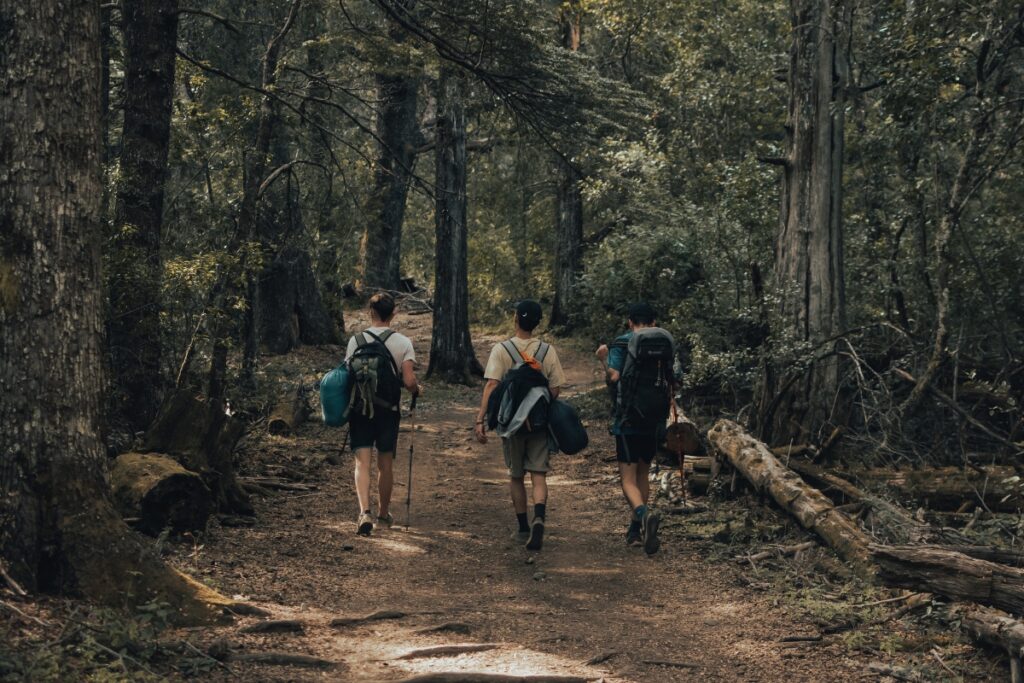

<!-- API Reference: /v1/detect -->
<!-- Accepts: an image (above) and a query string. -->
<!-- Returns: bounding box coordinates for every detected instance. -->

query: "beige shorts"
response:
[502,432,551,478]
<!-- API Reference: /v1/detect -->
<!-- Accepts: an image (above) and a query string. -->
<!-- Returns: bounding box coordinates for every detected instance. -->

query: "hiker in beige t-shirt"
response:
[475,300,566,551]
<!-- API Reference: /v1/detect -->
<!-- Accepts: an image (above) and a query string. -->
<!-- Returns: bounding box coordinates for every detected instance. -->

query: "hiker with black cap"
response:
[475,300,567,551]
[346,292,421,536]
[596,302,675,555]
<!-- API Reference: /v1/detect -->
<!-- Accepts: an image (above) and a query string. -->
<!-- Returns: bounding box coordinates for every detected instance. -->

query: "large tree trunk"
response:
[757,0,849,445]
[360,4,421,292]
[0,0,223,621]
[106,0,179,430]
[549,2,584,330]
[427,68,483,383]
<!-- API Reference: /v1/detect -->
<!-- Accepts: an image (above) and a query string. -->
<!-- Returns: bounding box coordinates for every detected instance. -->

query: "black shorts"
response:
[615,433,658,464]
[349,410,401,454]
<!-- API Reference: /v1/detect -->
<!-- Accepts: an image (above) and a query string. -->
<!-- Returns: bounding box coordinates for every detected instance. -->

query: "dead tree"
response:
[757,0,851,445]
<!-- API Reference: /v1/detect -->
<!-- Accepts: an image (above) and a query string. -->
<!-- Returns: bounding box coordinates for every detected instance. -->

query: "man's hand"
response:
[474,421,488,444]
[595,344,609,361]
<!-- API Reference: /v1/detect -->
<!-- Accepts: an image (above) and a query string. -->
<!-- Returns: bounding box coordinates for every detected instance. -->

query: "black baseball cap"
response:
[627,302,656,324]
[515,299,543,331]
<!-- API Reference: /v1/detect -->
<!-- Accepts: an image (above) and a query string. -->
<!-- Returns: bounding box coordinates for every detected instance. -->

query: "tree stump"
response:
[110,453,212,536]
[145,390,252,515]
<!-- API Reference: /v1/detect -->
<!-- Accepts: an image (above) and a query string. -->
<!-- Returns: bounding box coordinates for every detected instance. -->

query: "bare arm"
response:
[475,379,500,443]
[550,386,561,400]
[402,359,420,395]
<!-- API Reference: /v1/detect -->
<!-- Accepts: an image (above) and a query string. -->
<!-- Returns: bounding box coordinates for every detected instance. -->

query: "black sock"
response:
[628,519,641,533]
[534,503,546,521]
[516,513,529,532]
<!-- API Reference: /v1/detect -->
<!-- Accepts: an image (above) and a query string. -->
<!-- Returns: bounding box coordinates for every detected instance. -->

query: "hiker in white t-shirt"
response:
[344,292,420,536]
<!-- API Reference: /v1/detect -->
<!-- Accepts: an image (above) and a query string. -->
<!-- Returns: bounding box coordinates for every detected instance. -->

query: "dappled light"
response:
[3,0,1023,681]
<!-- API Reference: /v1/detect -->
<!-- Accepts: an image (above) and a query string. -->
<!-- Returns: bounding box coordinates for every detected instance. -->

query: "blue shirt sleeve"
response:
[607,333,631,372]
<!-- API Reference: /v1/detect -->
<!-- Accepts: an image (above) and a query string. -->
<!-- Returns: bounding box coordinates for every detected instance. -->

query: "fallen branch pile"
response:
[705,418,1024,678]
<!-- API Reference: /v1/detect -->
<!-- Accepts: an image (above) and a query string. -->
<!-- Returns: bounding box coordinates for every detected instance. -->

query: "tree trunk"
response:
[360,16,421,292]
[871,544,1024,615]
[208,0,301,395]
[758,0,849,445]
[427,68,483,383]
[846,465,1022,513]
[257,245,340,354]
[707,420,873,574]
[549,2,584,330]
[107,0,179,430]
[0,0,223,621]
[110,453,212,536]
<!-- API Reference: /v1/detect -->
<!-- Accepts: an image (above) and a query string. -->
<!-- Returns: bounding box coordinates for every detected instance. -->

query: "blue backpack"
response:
[320,363,352,427]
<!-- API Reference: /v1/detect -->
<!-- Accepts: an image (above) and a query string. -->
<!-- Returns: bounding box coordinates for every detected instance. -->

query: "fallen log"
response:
[268,385,311,436]
[941,545,1024,568]
[957,604,1024,682]
[852,465,1022,513]
[708,420,873,574]
[871,545,1024,615]
[786,459,940,545]
[110,453,212,536]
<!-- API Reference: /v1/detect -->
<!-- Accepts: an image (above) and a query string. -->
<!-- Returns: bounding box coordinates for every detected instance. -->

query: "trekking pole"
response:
[405,394,418,530]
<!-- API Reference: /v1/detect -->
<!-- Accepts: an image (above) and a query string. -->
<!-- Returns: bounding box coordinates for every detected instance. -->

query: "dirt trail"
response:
[179,311,864,681]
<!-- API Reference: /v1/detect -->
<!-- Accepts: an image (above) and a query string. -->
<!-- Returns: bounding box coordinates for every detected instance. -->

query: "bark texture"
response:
[549,2,584,330]
[0,0,223,621]
[758,0,850,445]
[107,0,179,429]
[360,8,420,291]
[428,68,483,383]
[872,544,1024,615]
[708,420,873,574]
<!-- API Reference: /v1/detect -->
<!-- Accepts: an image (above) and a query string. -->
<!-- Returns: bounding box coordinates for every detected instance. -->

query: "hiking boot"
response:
[356,512,374,536]
[626,528,642,547]
[375,512,394,530]
[510,529,530,544]
[642,510,661,555]
[526,518,545,551]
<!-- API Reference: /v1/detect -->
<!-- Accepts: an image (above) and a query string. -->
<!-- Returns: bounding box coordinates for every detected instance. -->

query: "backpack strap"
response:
[534,342,550,363]
[501,339,524,365]
[355,332,369,348]
[364,330,401,378]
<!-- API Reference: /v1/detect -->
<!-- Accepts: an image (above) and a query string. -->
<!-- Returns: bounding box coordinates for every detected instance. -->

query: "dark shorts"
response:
[349,410,401,453]
[615,433,658,464]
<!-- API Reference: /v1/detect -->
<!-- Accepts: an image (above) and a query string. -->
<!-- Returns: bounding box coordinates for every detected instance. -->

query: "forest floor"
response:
[154,308,1001,682]
[0,309,1004,681]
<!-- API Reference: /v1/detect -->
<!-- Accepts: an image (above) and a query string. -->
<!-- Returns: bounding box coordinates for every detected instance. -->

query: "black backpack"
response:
[486,340,551,435]
[615,328,674,429]
[348,330,402,419]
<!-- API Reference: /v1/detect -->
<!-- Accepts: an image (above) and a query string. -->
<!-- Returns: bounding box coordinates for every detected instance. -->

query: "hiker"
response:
[475,300,567,551]
[346,292,421,536]
[596,303,676,555]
